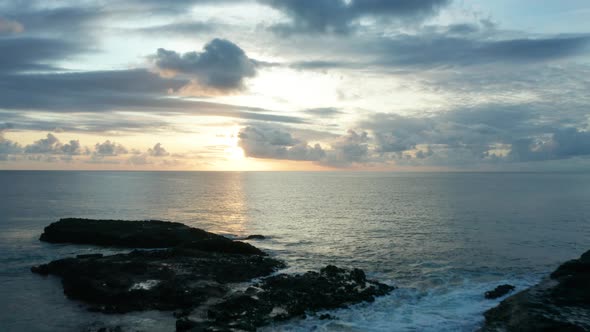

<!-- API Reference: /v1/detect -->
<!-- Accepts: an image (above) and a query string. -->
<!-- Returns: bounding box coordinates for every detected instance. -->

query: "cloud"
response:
[148,143,170,157]
[508,128,590,162]
[263,0,450,34]
[288,33,590,71]
[1,5,101,34]
[134,21,216,36]
[238,125,326,161]
[239,102,590,168]
[0,129,22,160]
[303,107,344,117]
[325,129,370,166]
[61,140,83,155]
[1,130,189,166]
[0,69,305,125]
[0,18,23,34]
[128,143,187,166]
[127,154,150,165]
[363,103,590,166]
[24,133,84,155]
[152,38,257,92]
[238,125,371,167]
[0,37,87,73]
[94,140,128,156]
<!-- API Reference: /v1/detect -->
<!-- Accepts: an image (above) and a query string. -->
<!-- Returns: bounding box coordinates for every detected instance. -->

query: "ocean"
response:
[1,171,589,331]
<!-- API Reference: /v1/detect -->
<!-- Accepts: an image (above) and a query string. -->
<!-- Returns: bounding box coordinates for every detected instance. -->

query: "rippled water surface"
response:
[1,171,589,331]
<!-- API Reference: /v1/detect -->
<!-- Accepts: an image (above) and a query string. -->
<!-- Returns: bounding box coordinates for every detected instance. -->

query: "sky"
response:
[0,0,589,171]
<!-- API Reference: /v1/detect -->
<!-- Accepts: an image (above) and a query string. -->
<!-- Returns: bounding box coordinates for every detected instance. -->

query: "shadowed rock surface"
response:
[32,248,285,313]
[485,284,515,299]
[33,219,395,331]
[40,218,264,255]
[244,234,266,240]
[178,265,395,331]
[481,249,590,331]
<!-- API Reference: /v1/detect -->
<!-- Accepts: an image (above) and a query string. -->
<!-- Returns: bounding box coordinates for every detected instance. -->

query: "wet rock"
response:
[319,313,337,320]
[32,248,285,313]
[481,249,590,331]
[484,284,515,299]
[180,238,263,255]
[77,254,104,259]
[245,235,266,240]
[183,265,395,331]
[34,220,394,331]
[40,218,264,255]
[176,318,199,331]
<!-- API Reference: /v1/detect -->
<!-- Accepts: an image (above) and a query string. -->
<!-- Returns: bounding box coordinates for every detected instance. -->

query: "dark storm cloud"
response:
[263,0,450,34]
[153,38,257,91]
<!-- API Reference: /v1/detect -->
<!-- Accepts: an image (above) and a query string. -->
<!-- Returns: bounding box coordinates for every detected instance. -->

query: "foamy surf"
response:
[261,276,539,332]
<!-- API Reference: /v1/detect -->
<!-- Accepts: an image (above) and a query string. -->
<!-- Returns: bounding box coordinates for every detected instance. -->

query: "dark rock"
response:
[77,254,104,259]
[30,264,50,275]
[245,235,266,240]
[34,220,394,331]
[484,284,515,299]
[32,248,285,313]
[319,313,337,320]
[180,238,263,255]
[184,265,395,331]
[480,249,590,331]
[40,218,263,255]
[176,318,198,331]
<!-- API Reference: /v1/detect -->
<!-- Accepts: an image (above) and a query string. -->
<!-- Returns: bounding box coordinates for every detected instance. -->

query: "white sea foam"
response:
[261,277,538,332]
[129,279,160,291]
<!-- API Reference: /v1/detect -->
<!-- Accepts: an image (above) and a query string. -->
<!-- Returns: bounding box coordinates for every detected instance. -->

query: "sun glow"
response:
[226,145,245,160]
[224,126,245,160]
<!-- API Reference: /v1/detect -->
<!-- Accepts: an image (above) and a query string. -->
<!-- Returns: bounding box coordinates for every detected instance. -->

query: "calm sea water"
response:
[1,171,589,331]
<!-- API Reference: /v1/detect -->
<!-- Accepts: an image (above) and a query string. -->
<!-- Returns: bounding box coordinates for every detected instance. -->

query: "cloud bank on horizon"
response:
[0,0,589,170]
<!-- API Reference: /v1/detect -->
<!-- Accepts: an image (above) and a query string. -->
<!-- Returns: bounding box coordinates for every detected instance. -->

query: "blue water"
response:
[1,171,589,331]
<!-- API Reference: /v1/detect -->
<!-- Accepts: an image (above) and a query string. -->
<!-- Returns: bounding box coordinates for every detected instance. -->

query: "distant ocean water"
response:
[1,171,589,331]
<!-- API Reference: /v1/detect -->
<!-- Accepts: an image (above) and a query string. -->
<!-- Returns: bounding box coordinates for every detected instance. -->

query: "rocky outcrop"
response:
[33,219,395,331]
[177,265,395,331]
[485,284,515,299]
[32,247,285,313]
[39,218,264,255]
[481,249,590,331]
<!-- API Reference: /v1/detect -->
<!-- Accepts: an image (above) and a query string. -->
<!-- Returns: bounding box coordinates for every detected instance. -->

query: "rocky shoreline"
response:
[32,218,590,331]
[480,249,590,331]
[32,218,395,331]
